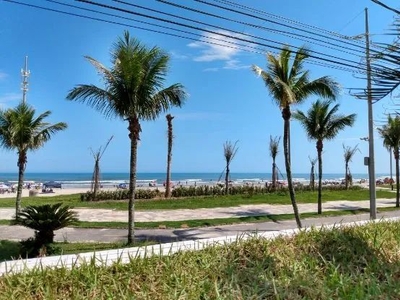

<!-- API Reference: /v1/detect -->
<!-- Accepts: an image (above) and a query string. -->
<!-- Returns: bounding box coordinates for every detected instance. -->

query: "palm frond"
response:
[253,45,339,109]
[293,99,356,141]
[269,135,281,159]
[343,144,360,163]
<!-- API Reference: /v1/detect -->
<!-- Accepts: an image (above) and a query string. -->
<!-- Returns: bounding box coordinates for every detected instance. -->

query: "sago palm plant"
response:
[15,203,78,245]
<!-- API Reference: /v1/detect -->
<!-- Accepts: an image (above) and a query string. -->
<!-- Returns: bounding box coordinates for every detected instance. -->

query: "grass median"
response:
[0,189,396,210]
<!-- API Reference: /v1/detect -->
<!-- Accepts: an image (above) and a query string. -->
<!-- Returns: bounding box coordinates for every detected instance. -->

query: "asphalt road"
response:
[1,210,399,243]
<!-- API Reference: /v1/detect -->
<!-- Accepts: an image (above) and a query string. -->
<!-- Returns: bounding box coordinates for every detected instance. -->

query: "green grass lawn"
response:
[0,189,395,211]
[2,221,400,299]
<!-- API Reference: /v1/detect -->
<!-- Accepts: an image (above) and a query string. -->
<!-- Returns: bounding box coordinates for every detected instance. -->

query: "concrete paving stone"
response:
[0,198,397,223]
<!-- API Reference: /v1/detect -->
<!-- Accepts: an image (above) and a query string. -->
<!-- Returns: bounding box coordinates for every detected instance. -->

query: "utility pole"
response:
[365,8,377,219]
[21,56,30,103]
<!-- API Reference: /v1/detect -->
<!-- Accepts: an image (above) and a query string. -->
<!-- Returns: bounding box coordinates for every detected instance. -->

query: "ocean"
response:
[0,172,389,189]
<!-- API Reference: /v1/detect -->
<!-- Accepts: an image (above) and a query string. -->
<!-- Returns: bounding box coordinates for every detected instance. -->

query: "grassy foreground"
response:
[0,189,395,210]
[0,241,152,262]
[1,221,400,298]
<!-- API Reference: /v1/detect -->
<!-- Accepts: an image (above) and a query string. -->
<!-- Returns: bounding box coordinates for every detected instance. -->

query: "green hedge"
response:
[80,189,161,202]
[80,184,362,201]
[171,184,361,198]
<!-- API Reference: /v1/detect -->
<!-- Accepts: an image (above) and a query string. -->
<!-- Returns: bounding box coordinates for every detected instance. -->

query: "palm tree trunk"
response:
[128,118,140,245]
[225,164,230,195]
[310,164,315,191]
[93,159,100,200]
[282,106,302,228]
[317,140,323,214]
[272,160,276,189]
[15,151,27,218]
[395,148,399,208]
[165,115,174,198]
[345,162,349,190]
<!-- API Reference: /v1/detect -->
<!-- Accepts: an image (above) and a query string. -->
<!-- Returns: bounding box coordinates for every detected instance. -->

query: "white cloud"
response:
[174,112,224,121]
[223,59,250,70]
[0,72,8,80]
[170,51,189,60]
[0,92,21,106]
[203,67,219,72]
[188,30,245,62]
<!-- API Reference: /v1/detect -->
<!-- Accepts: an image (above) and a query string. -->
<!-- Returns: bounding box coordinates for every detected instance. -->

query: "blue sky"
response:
[0,0,399,174]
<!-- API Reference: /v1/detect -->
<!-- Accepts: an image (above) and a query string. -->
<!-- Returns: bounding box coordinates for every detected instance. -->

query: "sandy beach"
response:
[0,186,169,199]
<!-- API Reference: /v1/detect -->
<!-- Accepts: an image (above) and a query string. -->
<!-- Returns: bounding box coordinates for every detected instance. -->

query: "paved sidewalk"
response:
[0,198,396,222]
[1,210,400,243]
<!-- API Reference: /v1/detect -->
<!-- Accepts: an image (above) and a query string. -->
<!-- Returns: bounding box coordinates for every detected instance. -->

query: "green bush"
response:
[81,189,161,202]
[14,203,78,258]
[19,238,62,258]
[170,184,361,198]
[80,185,362,201]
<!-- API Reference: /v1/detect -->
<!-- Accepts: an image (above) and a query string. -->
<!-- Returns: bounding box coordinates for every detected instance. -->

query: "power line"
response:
[153,0,367,60]
[3,0,398,92]
[40,0,363,73]
[193,0,381,52]
[77,0,371,72]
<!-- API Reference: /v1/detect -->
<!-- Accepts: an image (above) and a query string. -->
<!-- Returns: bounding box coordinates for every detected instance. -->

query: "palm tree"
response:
[308,156,317,191]
[343,144,360,189]
[223,140,238,195]
[293,99,356,214]
[269,135,281,189]
[252,46,339,227]
[377,115,400,207]
[0,102,67,217]
[66,31,187,244]
[165,114,174,198]
[90,136,113,200]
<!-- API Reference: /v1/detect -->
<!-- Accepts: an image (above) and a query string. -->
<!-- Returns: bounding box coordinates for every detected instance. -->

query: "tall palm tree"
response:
[0,102,67,217]
[252,46,339,227]
[90,136,113,200]
[308,156,317,191]
[66,31,187,244]
[269,136,281,189]
[343,144,359,190]
[223,140,238,195]
[165,114,174,198]
[293,99,356,214]
[377,115,400,207]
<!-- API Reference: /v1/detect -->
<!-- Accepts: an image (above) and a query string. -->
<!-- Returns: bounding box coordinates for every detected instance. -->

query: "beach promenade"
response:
[0,198,396,222]
[0,198,399,243]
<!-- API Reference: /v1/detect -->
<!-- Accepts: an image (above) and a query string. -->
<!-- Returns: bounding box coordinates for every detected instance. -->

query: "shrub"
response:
[170,184,360,198]
[15,203,78,258]
[81,189,161,201]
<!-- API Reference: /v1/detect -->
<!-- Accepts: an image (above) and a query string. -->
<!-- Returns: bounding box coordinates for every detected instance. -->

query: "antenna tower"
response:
[21,56,30,103]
